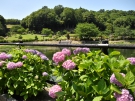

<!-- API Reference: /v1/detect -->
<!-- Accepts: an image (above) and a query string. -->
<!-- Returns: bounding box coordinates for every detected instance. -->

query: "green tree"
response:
[75,23,99,40]
[41,28,53,36]
[0,15,7,36]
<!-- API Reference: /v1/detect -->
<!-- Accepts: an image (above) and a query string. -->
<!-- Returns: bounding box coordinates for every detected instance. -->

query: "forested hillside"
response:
[0,5,135,41]
[20,5,135,32]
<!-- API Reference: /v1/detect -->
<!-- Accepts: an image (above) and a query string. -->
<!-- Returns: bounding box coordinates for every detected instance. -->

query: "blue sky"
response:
[0,0,135,20]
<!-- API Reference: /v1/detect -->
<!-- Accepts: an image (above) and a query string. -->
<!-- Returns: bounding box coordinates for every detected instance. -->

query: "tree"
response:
[75,23,99,40]
[0,15,7,36]
[41,28,53,36]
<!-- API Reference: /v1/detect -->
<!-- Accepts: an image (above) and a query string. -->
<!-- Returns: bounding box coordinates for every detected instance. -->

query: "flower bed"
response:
[1,47,135,101]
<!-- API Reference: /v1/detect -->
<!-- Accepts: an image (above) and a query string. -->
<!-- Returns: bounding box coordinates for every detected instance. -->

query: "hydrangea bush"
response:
[50,47,135,101]
[0,48,52,100]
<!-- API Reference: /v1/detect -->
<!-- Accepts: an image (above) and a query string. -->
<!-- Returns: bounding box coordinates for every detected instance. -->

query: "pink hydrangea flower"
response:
[42,72,48,76]
[114,89,134,101]
[62,60,76,70]
[127,57,135,65]
[110,73,125,87]
[52,52,65,64]
[7,62,17,70]
[16,62,23,68]
[0,52,8,60]
[49,85,62,98]
[62,48,71,56]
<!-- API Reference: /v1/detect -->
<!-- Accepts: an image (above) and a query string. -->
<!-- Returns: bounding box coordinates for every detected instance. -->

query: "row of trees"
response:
[21,5,135,33]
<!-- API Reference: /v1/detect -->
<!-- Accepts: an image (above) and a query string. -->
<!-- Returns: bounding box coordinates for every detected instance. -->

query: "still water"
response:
[0,45,135,58]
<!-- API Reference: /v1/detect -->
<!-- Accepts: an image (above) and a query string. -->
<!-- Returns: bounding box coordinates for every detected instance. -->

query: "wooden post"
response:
[102,40,109,55]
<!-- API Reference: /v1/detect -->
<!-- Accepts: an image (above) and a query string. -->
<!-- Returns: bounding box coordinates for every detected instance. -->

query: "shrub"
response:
[0,48,52,100]
[50,48,135,100]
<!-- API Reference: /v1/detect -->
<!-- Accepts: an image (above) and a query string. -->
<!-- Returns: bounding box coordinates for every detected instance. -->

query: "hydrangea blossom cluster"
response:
[52,52,65,64]
[73,47,90,55]
[62,60,76,70]
[114,89,134,101]
[24,49,37,54]
[49,85,62,98]
[24,49,49,60]
[110,73,125,87]
[42,72,48,76]
[7,61,23,70]
[22,55,27,59]
[0,61,5,67]
[62,48,71,56]
[0,52,12,60]
[127,57,135,65]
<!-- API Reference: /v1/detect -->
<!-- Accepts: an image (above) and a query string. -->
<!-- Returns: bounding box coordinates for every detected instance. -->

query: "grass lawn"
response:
[5,34,45,41]
[6,24,19,28]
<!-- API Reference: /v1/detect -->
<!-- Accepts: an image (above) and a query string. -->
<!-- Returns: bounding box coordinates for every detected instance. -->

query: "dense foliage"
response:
[50,48,135,101]
[6,19,20,25]
[0,48,52,100]
[0,15,7,36]
[20,6,135,36]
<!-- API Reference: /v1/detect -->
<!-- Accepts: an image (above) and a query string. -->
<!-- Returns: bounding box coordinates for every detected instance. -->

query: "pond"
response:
[0,45,135,58]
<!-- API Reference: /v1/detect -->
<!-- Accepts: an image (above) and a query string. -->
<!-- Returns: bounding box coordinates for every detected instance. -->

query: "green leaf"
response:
[125,71,134,85]
[24,95,28,100]
[8,89,14,95]
[0,71,3,77]
[33,91,38,96]
[20,92,26,96]
[80,75,88,81]
[55,91,65,97]
[114,72,125,86]
[109,51,120,57]
[56,76,62,82]
[93,96,103,101]
[98,79,106,91]
[110,85,121,94]
[26,85,31,89]
[128,83,135,90]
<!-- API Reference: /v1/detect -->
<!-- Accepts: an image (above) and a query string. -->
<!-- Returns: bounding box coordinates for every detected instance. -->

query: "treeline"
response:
[6,19,20,25]
[20,5,135,33]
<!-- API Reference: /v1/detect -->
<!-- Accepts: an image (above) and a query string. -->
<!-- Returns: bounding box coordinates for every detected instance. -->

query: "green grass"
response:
[5,34,45,41]
[6,24,19,28]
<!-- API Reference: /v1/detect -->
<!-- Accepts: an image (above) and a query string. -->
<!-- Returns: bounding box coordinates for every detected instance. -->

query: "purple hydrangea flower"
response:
[82,48,90,53]
[73,47,82,55]
[73,47,90,55]
[42,72,48,76]
[22,55,27,59]
[16,62,23,68]
[114,89,134,101]
[110,73,125,87]
[62,48,71,56]
[24,49,37,54]
[7,54,12,59]
[0,61,5,67]
[62,60,76,70]
[127,57,135,65]
[7,62,17,70]
[52,52,65,64]
[40,55,49,60]
[49,85,62,98]
[0,52,8,60]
